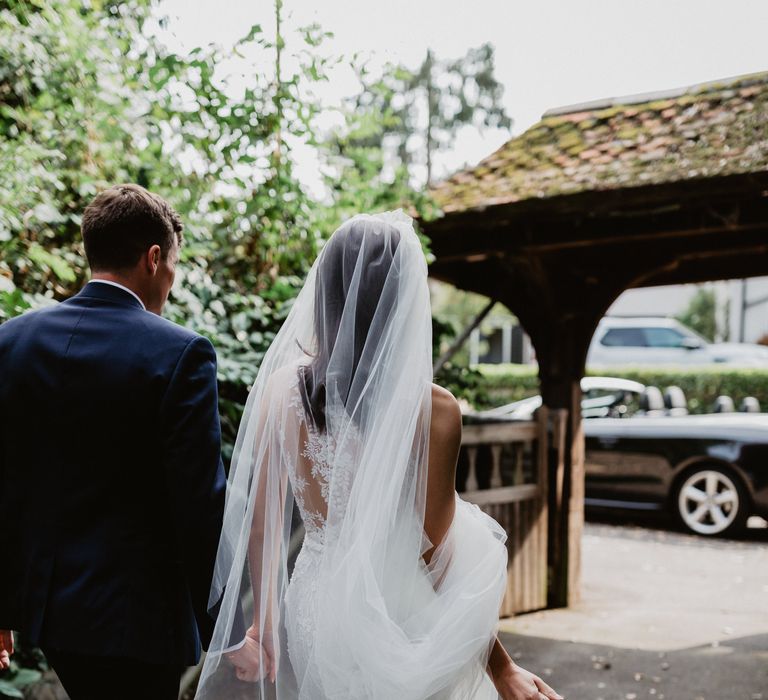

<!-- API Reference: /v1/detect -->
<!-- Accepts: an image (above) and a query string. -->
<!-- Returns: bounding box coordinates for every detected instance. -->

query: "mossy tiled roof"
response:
[431,72,768,213]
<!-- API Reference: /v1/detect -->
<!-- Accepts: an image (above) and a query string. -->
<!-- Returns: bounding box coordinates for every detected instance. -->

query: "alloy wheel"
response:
[677,469,741,536]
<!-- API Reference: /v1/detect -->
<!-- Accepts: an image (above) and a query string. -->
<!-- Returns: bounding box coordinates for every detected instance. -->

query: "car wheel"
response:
[673,466,749,537]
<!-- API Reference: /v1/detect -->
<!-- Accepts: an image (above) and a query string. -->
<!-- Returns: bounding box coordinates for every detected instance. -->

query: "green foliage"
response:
[432,316,489,407]
[322,73,440,236]
[472,364,542,408]
[0,0,519,453]
[474,363,768,414]
[0,0,155,305]
[0,0,454,462]
[0,0,334,459]
[676,287,720,342]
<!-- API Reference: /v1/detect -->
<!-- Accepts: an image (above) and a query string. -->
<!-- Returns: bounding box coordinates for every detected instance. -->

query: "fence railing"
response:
[458,407,550,616]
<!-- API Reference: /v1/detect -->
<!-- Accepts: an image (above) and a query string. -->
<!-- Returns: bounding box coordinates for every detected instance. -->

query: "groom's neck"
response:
[90,271,149,309]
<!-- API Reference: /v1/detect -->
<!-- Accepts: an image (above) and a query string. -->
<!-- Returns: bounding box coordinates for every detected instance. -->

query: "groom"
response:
[0,184,227,699]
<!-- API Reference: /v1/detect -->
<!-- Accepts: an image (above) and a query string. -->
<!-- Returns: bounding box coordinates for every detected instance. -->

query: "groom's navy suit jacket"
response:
[0,282,227,666]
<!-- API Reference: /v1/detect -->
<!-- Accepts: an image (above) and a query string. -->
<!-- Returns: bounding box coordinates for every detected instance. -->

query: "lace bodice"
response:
[285,366,357,545]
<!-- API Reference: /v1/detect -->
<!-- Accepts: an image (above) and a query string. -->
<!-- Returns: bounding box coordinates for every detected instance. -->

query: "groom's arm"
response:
[160,334,228,649]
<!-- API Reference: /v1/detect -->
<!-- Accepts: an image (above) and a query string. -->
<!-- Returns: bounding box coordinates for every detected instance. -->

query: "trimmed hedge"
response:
[475,363,768,413]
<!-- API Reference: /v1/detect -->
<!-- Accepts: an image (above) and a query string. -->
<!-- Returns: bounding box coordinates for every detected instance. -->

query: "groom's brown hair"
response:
[82,184,183,272]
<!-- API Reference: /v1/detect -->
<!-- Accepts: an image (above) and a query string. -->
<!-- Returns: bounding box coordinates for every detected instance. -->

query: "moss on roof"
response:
[431,72,768,213]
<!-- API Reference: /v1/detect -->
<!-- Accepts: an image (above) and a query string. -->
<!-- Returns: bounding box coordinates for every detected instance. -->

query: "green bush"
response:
[472,364,541,408]
[474,363,768,413]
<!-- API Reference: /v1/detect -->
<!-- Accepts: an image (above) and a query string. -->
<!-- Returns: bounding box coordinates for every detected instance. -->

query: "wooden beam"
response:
[424,171,768,241]
[429,205,768,262]
[462,483,540,506]
[461,421,538,445]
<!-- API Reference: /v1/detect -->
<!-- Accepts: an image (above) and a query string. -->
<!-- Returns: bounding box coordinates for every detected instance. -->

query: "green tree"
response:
[320,45,511,400]
[0,0,336,456]
[676,287,719,342]
[337,44,511,186]
[0,0,155,317]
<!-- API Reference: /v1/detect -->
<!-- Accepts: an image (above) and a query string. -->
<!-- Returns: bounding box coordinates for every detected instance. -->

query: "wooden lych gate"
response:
[426,72,768,609]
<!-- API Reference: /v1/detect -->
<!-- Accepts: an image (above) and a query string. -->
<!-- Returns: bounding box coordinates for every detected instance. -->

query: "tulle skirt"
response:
[282,496,506,700]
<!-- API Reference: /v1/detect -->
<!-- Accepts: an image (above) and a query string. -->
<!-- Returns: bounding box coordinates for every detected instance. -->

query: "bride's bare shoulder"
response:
[430,383,462,444]
[427,384,462,509]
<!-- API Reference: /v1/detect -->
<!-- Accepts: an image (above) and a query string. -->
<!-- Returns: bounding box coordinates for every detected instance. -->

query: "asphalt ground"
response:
[499,514,768,700]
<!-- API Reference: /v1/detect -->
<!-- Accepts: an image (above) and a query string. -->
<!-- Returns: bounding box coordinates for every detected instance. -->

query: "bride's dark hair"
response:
[300,219,402,432]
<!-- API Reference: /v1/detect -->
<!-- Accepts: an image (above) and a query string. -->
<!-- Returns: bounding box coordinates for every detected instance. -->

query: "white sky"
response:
[155,0,768,190]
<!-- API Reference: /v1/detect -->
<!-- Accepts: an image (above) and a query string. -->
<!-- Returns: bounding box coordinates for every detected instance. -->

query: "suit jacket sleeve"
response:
[159,334,227,650]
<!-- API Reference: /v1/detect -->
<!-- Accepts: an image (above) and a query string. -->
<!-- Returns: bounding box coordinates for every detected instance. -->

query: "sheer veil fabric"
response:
[195,211,508,699]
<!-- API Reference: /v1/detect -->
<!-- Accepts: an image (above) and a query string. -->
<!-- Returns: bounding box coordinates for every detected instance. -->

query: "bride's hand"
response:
[225,625,277,683]
[493,661,563,700]
[0,630,13,670]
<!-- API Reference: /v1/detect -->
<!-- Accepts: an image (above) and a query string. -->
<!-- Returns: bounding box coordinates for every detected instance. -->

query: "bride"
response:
[195,211,562,700]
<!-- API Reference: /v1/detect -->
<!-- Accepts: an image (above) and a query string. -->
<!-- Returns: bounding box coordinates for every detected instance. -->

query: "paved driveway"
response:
[499,518,768,699]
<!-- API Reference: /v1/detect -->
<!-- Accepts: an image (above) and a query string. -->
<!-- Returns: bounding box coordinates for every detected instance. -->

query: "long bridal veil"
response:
[195,210,508,699]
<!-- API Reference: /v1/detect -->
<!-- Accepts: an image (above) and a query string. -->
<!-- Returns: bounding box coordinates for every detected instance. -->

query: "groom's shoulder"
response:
[141,310,195,339]
[0,304,56,340]
[139,312,213,353]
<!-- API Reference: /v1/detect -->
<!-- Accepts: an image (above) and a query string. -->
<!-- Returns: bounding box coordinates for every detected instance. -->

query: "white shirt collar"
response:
[88,279,146,310]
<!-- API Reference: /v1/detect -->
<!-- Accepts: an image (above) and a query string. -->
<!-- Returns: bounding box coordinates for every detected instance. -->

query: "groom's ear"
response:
[144,244,162,276]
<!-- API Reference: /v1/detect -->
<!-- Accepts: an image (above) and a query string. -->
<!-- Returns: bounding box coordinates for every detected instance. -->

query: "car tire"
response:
[672,465,749,537]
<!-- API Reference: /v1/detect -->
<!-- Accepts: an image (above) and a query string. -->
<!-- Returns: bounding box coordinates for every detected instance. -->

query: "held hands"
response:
[493,661,563,700]
[0,630,13,670]
[225,625,277,684]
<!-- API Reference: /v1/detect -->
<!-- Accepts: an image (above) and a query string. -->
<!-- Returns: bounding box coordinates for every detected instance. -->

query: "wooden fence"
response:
[458,406,551,616]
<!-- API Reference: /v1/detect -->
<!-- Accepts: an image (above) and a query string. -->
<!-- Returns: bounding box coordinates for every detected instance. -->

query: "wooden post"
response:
[490,444,503,488]
[568,382,584,606]
[465,446,479,492]
[535,405,549,607]
[547,407,568,607]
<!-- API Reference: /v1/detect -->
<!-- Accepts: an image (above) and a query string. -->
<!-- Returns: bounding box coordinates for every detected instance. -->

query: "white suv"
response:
[586,317,768,367]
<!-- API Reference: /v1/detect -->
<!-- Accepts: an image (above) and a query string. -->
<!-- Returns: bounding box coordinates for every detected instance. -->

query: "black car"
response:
[469,377,768,537]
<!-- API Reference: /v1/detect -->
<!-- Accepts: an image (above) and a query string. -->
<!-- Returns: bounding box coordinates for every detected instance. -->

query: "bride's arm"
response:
[227,455,287,683]
[425,387,563,699]
[487,637,563,700]
[246,443,288,633]
[422,384,461,565]
[226,374,291,684]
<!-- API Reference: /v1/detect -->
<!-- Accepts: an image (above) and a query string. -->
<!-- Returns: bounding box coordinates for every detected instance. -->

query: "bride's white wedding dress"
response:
[195,211,508,700]
[282,365,505,698]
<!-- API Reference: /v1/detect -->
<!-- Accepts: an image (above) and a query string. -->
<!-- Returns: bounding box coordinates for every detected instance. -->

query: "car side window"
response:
[644,327,685,348]
[600,328,647,347]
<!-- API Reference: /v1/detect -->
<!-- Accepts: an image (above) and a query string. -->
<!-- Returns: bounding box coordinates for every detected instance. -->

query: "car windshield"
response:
[582,386,642,418]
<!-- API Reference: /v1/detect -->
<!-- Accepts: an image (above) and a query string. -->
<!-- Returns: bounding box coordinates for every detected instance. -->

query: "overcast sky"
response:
[155,0,768,189]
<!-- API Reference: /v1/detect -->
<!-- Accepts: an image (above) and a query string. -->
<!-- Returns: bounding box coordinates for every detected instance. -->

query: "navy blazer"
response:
[0,282,227,666]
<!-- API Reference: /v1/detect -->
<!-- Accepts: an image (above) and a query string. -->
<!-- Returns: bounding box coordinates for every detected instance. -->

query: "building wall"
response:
[728,277,768,344]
